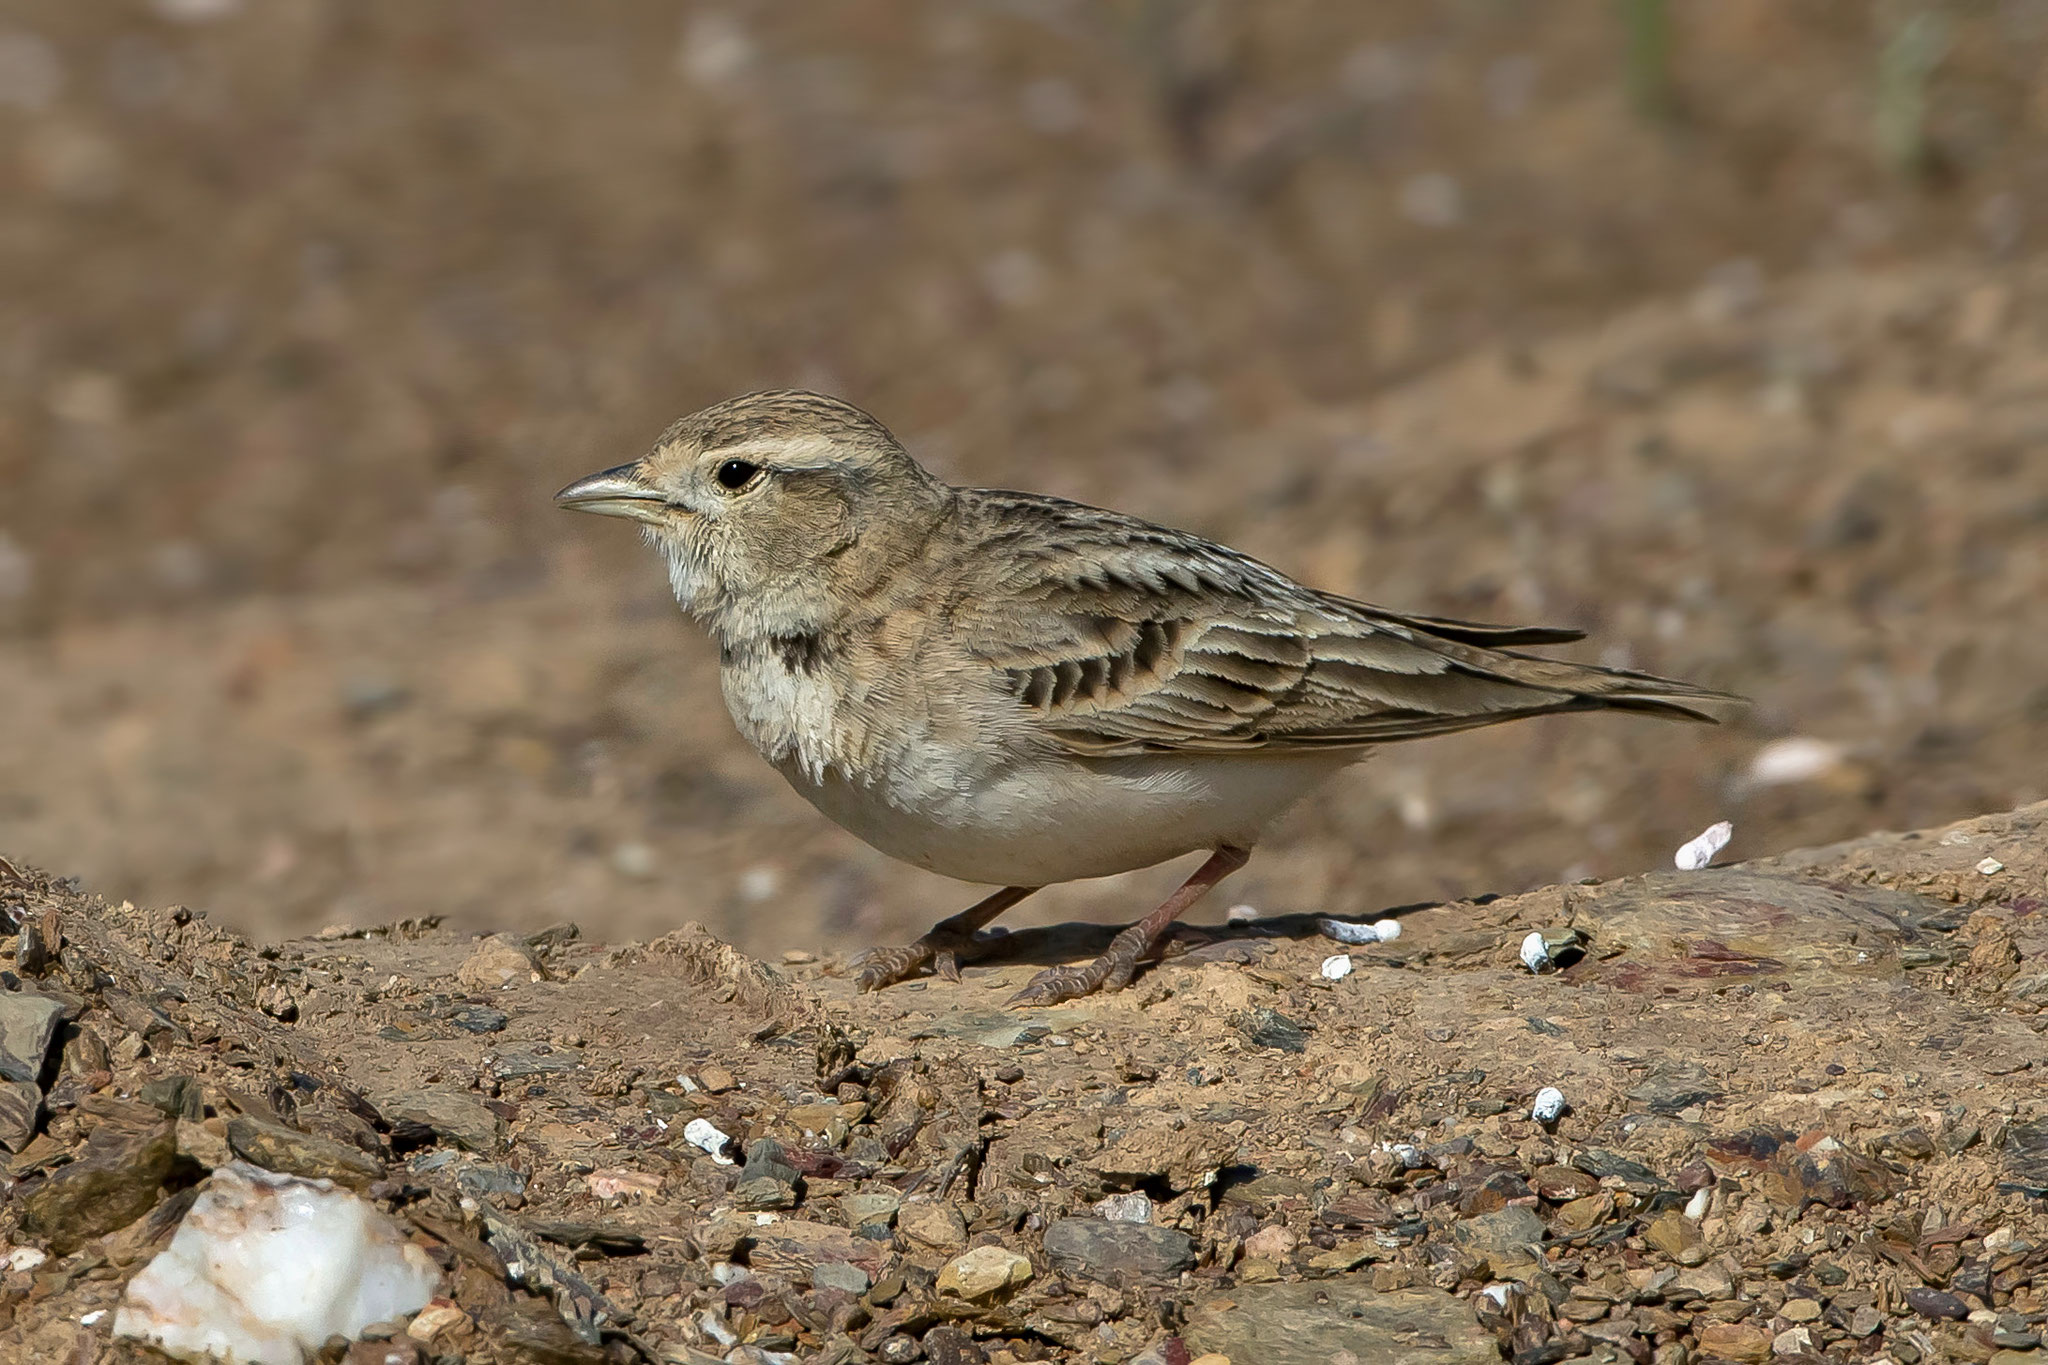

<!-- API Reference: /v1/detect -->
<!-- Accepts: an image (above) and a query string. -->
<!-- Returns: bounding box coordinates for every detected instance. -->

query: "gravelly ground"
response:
[2,797,2044,1364]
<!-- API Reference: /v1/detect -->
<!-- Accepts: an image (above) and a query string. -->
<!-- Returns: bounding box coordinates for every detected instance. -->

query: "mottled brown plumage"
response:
[558,391,1737,1004]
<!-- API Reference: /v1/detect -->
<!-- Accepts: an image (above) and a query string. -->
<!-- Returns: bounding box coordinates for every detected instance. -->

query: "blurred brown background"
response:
[1,1,2044,956]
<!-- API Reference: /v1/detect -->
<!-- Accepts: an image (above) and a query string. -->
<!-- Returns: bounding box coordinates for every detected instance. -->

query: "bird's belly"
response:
[784,749,1357,886]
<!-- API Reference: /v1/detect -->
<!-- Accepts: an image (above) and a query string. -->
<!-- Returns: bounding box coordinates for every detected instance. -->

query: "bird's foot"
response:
[854,924,999,992]
[1006,923,1151,1007]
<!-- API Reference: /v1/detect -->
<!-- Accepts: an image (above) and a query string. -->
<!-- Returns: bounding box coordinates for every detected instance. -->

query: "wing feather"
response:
[946,490,1737,758]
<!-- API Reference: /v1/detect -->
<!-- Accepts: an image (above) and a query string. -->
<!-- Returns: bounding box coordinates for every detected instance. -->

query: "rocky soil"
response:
[3,798,2045,1365]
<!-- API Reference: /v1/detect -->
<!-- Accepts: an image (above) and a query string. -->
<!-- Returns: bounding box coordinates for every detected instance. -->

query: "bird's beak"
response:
[554,463,670,524]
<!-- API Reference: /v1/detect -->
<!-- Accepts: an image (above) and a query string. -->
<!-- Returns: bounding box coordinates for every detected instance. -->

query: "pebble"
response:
[1778,1296,1821,1323]
[1448,1205,1547,1275]
[1530,1086,1566,1123]
[897,1199,967,1252]
[225,1115,385,1188]
[935,1246,1033,1301]
[20,1115,177,1254]
[1319,954,1354,980]
[447,1006,508,1034]
[1094,1191,1154,1223]
[454,935,542,990]
[682,1117,735,1163]
[0,991,64,1084]
[1042,1218,1195,1284]
[1180,1279,1497,1365]
[1905,1286,1969,1320]
[380,1090,506,1155]
[1695,1321,1772,1363]
[1674,819,1734,870]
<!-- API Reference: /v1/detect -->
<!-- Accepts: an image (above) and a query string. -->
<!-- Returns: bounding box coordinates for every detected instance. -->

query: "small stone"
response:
[936,1245,1033,1301]
[1906,1286,1970,1320]
[1181,1278,1498,1365]
[1779,1296,1822,1323]
[897,1200,968,1252]
[812,1260,870,1295]
[455,935,541,990]
[1848,1305,1883,1337]
[1242,1225,1298,1261]
[1237,1008,1309,1053]
[1695,1321,1772,1363]
[698,1064,736,1093]
[405,1301,470,1342]
[447,1006,508,1035]
[345,1339,421,1365]
[379,1089,506,1154]
[1673,1263,1734,1301]
[20,1116,176,1253]
[1449,1205,1547,1273]
[840,1190,901,1228]
[732,1176,797,1211]
[1771,1325,1813,1356]
[0,992,65,1084]
[0,1081,39,1153]
[1645,1210,1702,1260]
[226,1116,384,1188]
[1532,1165,1602,1202]
[175,1117,233,1169]
[1977,856,2005,875]
[1043,1218,1196,1285]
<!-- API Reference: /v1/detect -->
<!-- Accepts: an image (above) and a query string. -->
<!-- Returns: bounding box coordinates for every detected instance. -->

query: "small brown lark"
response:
[557,391,1735,1005]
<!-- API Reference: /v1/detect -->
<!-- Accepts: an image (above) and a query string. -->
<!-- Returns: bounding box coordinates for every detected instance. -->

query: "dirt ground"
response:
[3,3,2048,958]
[4,9,2048,1362]
[2,799,2045,1364]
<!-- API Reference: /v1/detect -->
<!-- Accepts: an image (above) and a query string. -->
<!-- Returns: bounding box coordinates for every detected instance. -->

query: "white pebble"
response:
[1684,1187,1711,1221]
[1520,931,1551,973]
[1225,903,1260,925]
[1093,1192,1153,1223]
[7,1247,46,1273]
[113,1163,439,1365]
[1320,954,1355,981]
[1318,917,1396,945]
[683,1117,736,1164]
[1746,736,1845,788]
[1674,820,1734,871]
[79,1310,106,1327]
[1976,856,2005,875]
[1530,1087,1567,1123]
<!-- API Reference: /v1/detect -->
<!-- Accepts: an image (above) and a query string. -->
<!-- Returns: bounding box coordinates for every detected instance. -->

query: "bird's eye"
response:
[713,459,761,492]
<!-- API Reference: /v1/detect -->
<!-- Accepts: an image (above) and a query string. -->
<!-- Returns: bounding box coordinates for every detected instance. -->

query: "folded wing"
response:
[950,493,1738,759]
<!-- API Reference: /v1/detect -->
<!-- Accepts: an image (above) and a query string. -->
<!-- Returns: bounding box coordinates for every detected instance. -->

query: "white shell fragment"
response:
[1225,903,1261,925]
[1674,820,1734,871]
[1684,1187,1712,1221]
[1320,954,1355,981]
[1530,1087,1567,1124]
[1977,856,2005,875]
[1319,917,1402,945]
[113,1162,440,1365]
[683,1117,736,1164]
[1520,931,1550,973]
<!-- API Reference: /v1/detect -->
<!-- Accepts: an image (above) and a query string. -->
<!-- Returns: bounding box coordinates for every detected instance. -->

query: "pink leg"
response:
[1007,846,1250,1007]
[854,885,1039,992]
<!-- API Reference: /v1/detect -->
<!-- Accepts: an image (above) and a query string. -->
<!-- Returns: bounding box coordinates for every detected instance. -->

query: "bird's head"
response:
[556,391,952,639]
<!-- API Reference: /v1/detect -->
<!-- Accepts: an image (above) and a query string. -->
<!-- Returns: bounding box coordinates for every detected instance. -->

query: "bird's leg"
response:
[1008,846,1250,1007]
[854,885,1039,992]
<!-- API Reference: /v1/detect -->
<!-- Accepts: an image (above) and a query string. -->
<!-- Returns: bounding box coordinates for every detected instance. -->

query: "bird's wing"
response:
[947,492,1736,759]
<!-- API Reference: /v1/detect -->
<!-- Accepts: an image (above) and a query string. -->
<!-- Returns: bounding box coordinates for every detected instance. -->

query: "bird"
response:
[556,390,1738,1006]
